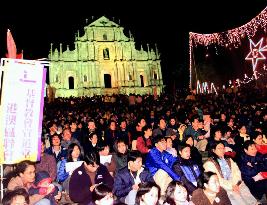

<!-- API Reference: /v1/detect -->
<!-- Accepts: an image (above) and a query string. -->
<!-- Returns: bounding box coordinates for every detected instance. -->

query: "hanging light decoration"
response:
[189,7,267,47]
[189,6,267,89]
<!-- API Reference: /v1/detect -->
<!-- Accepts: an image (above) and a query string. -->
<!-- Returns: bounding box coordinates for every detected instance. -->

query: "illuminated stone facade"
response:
[48,16,164,97]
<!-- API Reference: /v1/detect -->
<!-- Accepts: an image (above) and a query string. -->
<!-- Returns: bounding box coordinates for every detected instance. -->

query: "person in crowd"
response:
[45,121,58,145]
[132,117,147,151]
[227,118,236,131]
[197,119,207,136]
[7,160,57,205]
[61,128,82,151]
[45,133,68,163]
[136,125,152,155]
[97,142,116,176]
[84,132,99,155]
[118,119,131,146]
[28,171,59,205]
[153,118,176,138]
[135,182,160,205]
[251,131,267,155]
[183,115,207,152]
[70,120,83,143]
[172,143,202,195]
[104,120,120,152]
[182,135,203,169]
[163,181,194,205]
[57,143,83,193]
[217,113,229,134]
[113,139,129,173]
[2,188,30,205]
[96,118,107,138]
[165,136,177,157]
[145,134,180,195]
[238,140,267,201]
[87,120,102,140]
[89,183,114,205]
[234,125,250,155]
[206,127,224,154]
[114,150,154,205]
[178,124,187,141]
[68,152,114,205]
[191,171,231,205]
[220,126,236,159]
[35,138,57,182]
[203,141,258,205]
[168,117,179,134]
[147,110,156,129]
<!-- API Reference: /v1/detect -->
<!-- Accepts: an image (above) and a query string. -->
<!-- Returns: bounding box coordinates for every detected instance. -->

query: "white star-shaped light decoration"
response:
[245,38,266,72]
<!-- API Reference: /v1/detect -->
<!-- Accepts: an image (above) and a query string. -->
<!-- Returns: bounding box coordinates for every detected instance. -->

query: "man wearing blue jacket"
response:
[145,134,180,195]
[114,150,153,205]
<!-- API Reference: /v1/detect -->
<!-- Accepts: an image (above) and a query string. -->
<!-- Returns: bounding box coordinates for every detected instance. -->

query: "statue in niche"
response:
[103,48,109,59]
[103,34,107,40]
[84,75,87,82]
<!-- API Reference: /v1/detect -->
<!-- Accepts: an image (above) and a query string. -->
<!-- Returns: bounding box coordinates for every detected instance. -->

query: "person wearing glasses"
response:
[145,134,180,196]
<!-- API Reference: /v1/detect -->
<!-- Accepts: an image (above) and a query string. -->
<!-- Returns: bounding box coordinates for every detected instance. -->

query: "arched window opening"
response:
[69,76,74,89]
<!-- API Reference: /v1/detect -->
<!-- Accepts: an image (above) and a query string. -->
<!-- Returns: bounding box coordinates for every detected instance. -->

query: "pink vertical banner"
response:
[0,59,46,164]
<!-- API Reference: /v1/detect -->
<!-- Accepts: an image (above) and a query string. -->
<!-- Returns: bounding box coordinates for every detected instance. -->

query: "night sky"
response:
[0,0,266,88]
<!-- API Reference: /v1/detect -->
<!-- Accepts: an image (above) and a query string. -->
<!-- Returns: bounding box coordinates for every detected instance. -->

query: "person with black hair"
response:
[35,138,57,182]
[113,150,153,205]
[203,141,258,205]
[84,132,99,155]
[183,115,207,152]
[251,131,267,155]
[135,182,160,205]
[45,133,67,163]
[152,118,176,138]
[7,160,52,205]
[117,119,131,146]
[163,181,194,205]
[191,172,231,205]
[2,187,30,205]
[97,141,116,176]
[104,120,120,153]
[131,117,147,151]
[238,140,267,201]
[28,171,59,205]
[172,143,203,195]
[145,134,180,196]
[113,139,129,173]
[136,125,152,155]
[182,135,203,171]
[205,127,225,154]
[57,143,83,194]
[90,183,113,205]
[69,152,114,205]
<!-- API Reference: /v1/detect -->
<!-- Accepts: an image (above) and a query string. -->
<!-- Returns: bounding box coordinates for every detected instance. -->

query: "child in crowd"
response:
[2,188,30,205]
[28,171,59,205]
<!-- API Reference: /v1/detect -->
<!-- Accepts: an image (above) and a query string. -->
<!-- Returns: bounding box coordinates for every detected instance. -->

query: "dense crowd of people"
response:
[2,86,267,205]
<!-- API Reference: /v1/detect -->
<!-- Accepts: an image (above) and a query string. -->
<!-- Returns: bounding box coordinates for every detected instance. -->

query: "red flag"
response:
[16,50,23,59]
[7,29,17,59]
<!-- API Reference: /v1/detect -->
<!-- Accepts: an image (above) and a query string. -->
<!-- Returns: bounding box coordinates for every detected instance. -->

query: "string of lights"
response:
[189,7,267,47]
[189,6,267,90]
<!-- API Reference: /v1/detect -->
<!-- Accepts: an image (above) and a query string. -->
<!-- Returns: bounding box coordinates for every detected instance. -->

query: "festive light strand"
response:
[189,6,267,89]
[189,7,267,47]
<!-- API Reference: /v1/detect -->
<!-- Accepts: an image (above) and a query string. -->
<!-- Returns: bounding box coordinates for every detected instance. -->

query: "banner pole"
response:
[0,164,3,200]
